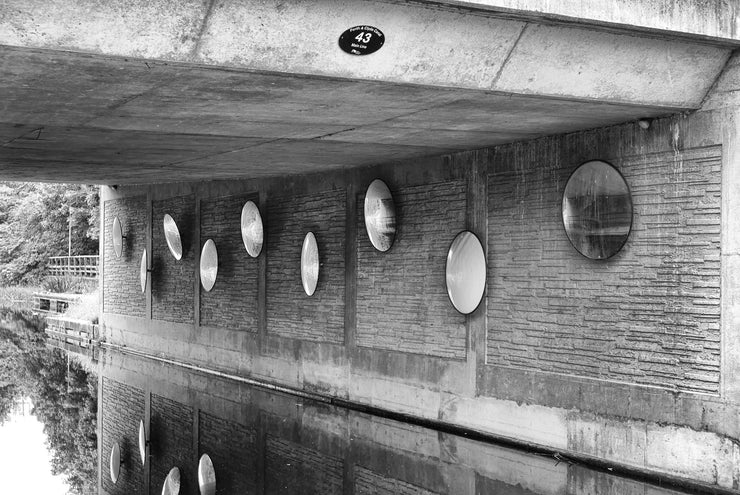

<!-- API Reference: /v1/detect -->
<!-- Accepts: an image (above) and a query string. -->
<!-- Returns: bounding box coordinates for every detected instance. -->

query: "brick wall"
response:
[198,411,258,493]
[152,195,195,324]
[150,395,195,495]
[200,193,259,331]
[267,190,346,343]
[101,378,145,495]
[355,466,440,495]
[265,436,344,494]
[356,180,467,359]
[103,197,147,317]
[487,145,721,394]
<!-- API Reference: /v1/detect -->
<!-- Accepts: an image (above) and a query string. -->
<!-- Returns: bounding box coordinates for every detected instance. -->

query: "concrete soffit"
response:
[0,0,737,183]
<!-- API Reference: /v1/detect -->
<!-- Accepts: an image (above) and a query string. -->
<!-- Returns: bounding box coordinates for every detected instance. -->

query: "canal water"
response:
[0,310,711,494]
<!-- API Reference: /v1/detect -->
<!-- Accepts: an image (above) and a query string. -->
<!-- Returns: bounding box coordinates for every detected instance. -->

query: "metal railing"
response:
[47,255,99,278]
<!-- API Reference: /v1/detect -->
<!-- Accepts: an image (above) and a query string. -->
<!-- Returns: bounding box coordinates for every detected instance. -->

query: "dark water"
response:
[0,310,709,495]
[100,349,706,495]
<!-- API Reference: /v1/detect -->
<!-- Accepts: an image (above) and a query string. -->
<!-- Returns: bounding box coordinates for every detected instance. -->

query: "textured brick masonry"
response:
[487,146,722,394]
[152,195,195,324]
[103,196,147,317]
[200,193,260,331]
[267,189,346,343]
[356,180,467,359]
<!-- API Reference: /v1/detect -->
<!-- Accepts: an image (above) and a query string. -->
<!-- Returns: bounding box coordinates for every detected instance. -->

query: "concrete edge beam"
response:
[0,0,732,108]
[422,0,740,44]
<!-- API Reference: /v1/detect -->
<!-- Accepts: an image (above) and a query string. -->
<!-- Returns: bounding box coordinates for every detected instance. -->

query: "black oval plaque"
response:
[338,26,385,56]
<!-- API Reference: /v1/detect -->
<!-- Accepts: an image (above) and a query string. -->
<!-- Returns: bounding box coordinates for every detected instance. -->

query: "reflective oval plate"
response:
[163,214,183,261]
[112,216,123,258]
[140,249,148,293]
[200,239,218,292]
[110,442,121,484]
[198,454,216,495]
[562,160,632,260]
[241,201,264,258]
[138,420,147,466]
[301,232,319,296]
[364,179,396,252]
[445,231,486,314]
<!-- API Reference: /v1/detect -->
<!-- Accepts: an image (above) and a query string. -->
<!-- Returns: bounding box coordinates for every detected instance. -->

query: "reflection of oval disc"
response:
[138,420,147,466]
[161,467,181,495]
[338,25,385,56]
[163,214,183,261]
[112,216,123,258]
[241,201,264,258]
[198,454,217,495]
[301,232,319,296]
[364,179,396,252]
[445,231,486,315]
[110,442,121,484]
[140,249,148,293]
[200,239,218,292]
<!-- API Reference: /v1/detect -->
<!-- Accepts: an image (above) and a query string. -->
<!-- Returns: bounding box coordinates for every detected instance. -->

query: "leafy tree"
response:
[0,182,99,285]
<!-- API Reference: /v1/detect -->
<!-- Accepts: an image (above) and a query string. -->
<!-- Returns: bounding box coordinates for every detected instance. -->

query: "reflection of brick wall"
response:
[487,146,722,394]
[152,195,195,324]
[150,395,195,495]
[200,193,259,331]
[355,466,439,495]
[198,412,258,493]
[103,197,147,317]
[101,378,145,495]
[265,436,343,494]
[356,180,467,359]
[267,190,345,343]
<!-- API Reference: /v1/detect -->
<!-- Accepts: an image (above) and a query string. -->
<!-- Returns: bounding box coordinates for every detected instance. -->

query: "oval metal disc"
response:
[140,249,148,293]
[445,231,486,314]
[364,179,396,252]
[241,201,264,258]
[562,160,633,260]
[112,216,124,258]
[110,442,121,484]
[200,239,218,292]
[301,232,319,296]
[198,454,216,495]
[163,214,183,261]
[138,420,147,466]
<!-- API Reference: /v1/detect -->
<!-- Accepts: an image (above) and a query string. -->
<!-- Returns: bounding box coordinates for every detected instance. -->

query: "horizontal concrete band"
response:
[0,0,731,107]
[97,342,737,495]
[430,0,740,43]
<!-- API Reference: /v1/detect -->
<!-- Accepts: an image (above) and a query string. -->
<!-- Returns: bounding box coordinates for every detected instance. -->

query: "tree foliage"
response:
[0,309,97,495]
[0,182,99,285]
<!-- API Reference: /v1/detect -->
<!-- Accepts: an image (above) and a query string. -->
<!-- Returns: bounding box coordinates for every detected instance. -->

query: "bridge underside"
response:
[0,0,735,184]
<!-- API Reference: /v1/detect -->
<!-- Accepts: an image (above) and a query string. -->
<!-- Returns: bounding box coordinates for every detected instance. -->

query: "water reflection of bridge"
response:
[100,349,705,495]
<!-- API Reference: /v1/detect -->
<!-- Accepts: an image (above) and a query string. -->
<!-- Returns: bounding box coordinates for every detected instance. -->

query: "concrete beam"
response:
[0,0,731,105]
[426,0,740,44]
